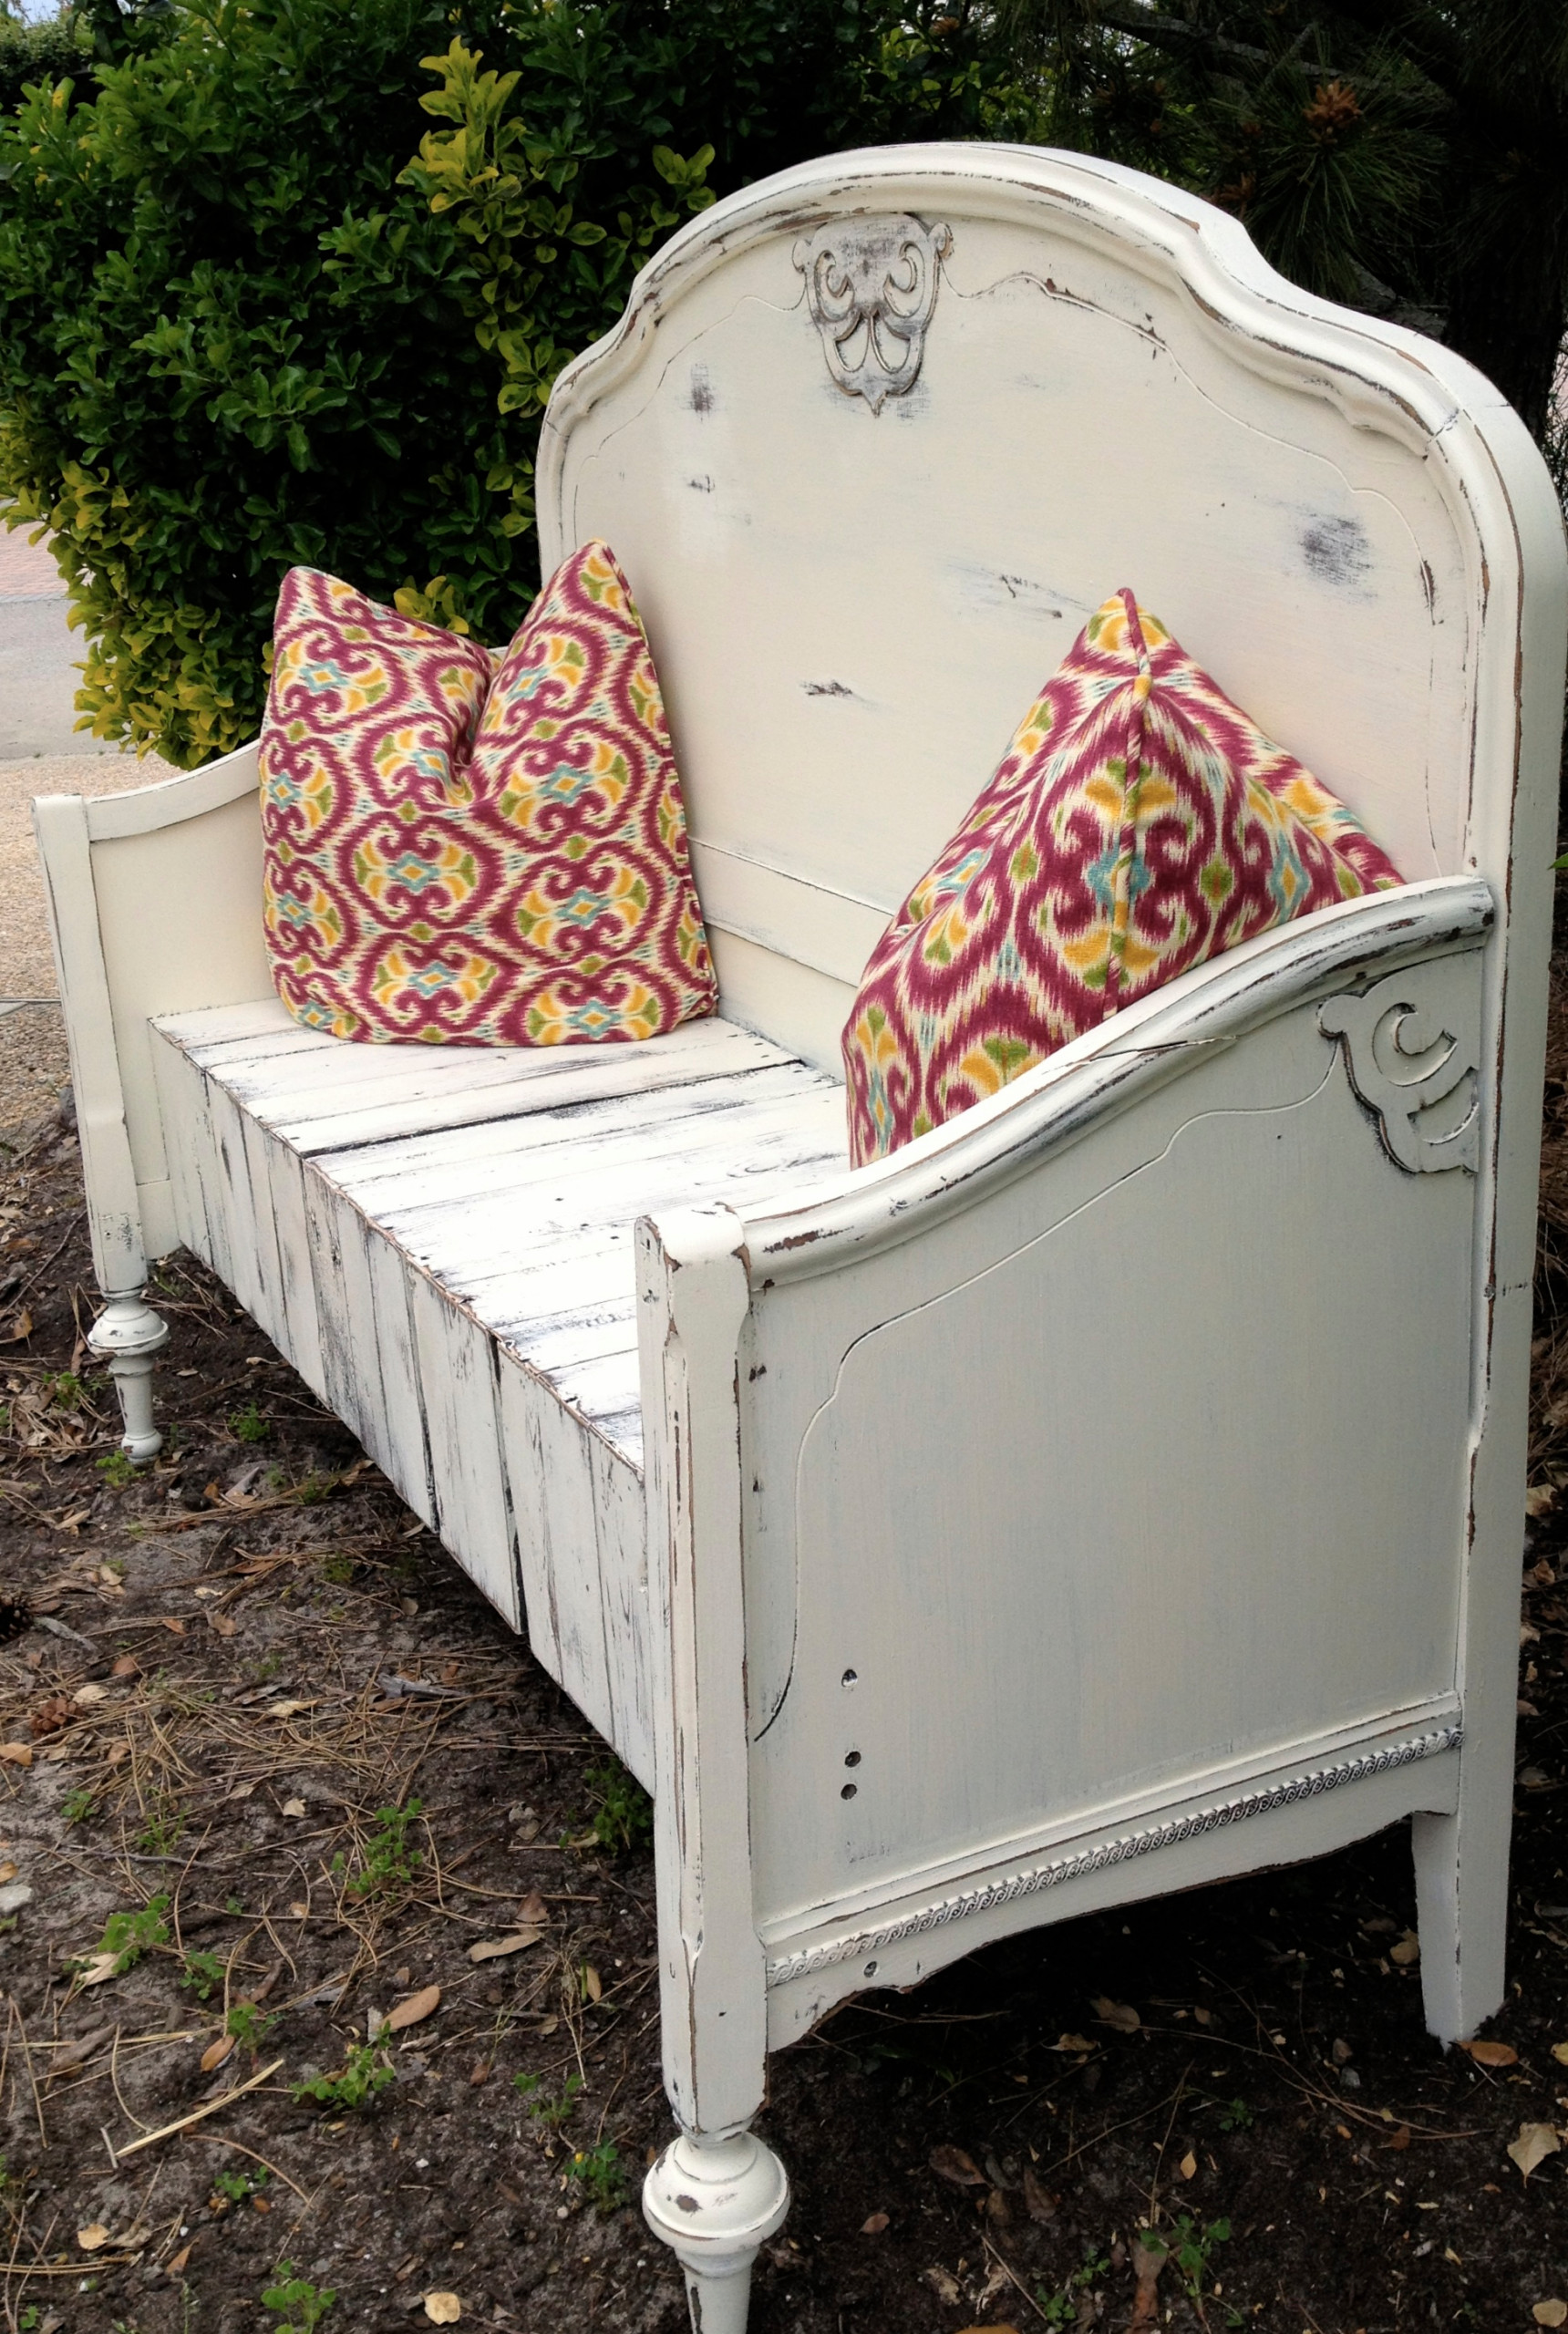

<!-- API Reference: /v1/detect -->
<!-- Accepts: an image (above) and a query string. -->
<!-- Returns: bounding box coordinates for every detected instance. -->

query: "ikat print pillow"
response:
[843,587,1403,1167]
[259,543,717,1047]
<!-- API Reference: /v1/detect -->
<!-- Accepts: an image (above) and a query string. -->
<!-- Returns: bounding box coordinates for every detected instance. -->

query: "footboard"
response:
[637,876,1513,2139]
[33,747,268,1284]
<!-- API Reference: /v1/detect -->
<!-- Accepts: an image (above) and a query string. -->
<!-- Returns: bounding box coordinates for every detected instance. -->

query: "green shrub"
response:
[0,0,1029,766]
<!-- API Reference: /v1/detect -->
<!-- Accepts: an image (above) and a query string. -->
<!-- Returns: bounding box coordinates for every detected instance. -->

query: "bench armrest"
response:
[34,743,269,1287]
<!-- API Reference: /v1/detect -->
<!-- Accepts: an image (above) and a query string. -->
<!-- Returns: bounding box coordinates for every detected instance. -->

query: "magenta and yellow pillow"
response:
[260,543,717,1046]
[843,588,1402,1166]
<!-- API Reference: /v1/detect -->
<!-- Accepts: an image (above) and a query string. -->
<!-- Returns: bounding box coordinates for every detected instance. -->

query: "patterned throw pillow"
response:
[844,588,1402,1166]
[260,543,717,1046]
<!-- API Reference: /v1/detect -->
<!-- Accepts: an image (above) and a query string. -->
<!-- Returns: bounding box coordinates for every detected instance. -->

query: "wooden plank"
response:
[406,1273,521,1629]
[497,1358,617,1744]
[590,1432,655,1791]
[261,1143,327,1403]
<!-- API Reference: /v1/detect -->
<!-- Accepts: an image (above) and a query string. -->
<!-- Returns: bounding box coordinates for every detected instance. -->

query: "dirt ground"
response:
[4,991,1568,2334]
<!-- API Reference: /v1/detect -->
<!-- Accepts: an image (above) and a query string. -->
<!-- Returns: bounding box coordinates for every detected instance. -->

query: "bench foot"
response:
[1412,1804,1505,2045]
[88,1293,170,1464]
[643,2128,789,2334]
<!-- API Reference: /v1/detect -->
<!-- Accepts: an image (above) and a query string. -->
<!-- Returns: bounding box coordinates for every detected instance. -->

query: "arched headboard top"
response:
[540,143,1564,1069]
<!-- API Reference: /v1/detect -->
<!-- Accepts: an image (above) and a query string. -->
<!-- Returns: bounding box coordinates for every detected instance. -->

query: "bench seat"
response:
[150,997,846,1782]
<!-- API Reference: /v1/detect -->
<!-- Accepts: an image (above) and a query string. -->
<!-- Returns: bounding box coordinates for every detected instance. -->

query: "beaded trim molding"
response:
[764,1722,1462,1990]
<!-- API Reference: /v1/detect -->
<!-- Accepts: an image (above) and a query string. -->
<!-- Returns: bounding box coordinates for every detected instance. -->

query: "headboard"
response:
[540,142,1564,1074]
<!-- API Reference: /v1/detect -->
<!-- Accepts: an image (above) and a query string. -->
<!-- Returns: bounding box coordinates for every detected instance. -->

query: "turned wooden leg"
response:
[643,2129,789,2334]
[88,1290,170,1463]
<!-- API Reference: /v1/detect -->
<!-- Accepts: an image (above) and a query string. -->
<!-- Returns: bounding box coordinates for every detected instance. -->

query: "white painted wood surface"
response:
[34,141,1568,2333]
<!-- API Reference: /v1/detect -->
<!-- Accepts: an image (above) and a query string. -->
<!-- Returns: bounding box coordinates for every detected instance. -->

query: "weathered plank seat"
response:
[150,995,842,1782]
[35,140,1568,2334]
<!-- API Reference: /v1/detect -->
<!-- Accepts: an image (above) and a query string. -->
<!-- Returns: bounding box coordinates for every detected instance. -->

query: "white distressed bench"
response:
[35,142,1567,2333]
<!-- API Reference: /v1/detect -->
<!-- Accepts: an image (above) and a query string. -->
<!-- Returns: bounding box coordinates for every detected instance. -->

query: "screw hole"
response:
[841,1782,857,1800]
[863,1960,878,1978]
[841,1668,858,1688]
[844,1750,861,1767]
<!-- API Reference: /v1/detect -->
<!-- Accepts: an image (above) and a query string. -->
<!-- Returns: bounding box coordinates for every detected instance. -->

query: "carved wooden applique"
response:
[1319,966,1480,1172]
[792,214,952,411]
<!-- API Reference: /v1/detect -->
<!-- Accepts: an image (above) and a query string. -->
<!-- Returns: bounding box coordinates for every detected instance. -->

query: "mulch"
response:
[3,988,1567,2333]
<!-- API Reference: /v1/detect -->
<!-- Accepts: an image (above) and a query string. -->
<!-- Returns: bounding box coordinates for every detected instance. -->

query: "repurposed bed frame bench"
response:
[35,143,1568,2333]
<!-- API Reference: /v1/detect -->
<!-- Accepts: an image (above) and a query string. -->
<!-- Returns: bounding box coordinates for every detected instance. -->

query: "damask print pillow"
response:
[843,587,1402,1166]
[260,544,717,1046]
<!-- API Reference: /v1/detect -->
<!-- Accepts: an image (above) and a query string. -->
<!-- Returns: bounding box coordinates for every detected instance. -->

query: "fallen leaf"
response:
[168,2244,192,2275]
[1022,2167,1057,2221]
[106,1740,129,1766]
[289,1902,310,1921]
[1129,2231,1167,2329]
[1508,2122,1562,2181]
[923,2269,962,2306]
[468,1930,542,1964]
[582,1964,603,2003]
[424,2296,461,2325]
[160,1617,185,1635]
[227,1780,254,1800]
[1092,1996,1141,2032]
[253,2196,271,2214]
[1389,1930,1420,1967]
[281,1798,306,1818]
[0,1862,14,1883]
[1177,2149,1197,2181]
[77,1951,123,1988]
[1534,2304,1568,2329]
[1460,2039,1519,2068]
[469,2060,490,2087]
[1385,2124,1412,2153]
[29,1697,72,1738]
[387,1984,441,2033]
[2,1307,35,1343]
[1051,2032,1095,2055]
[206,1609,237,1638]
[0,1745,33,1767]
[76,2224,110,2252]
[266,1700,315,1720]
[110,1656,139,1678]
[1526,1484,1557,1517]
[860,2212,889,2235]
[1552,2043,1568,2067]
[516,1891,549,1926]
[928,2144,985,2188]
[201,2034,235,2073]
[71,1683,108,1707]
[51,2023,114,2076]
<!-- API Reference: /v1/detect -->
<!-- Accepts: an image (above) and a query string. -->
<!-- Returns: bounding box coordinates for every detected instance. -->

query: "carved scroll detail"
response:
[1318,966,1480,1173]
[765,1723,1461,1988]
[792,214,952,412]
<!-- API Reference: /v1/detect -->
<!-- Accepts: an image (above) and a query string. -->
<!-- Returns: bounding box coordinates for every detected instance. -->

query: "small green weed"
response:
[1138,2215,1233,2311]
[1217,2097,1253,2131]
[180,1947,225,2001]
[229,1400,272,1444]
[332,1801,423,1898]
[225,1894,245,1915]
[136,1799,185,1855]
[319,1554,354,1585]
[62,1786,98,1824]
[97,1451,139,1489]
[227,2000,279,2053]
[17,2308,39,2332]
[583,1757,653,1854]
[47,1370,84,1410]
[83,1895,170,1976]
[513,2070,583,2128]
[213,2166,267,2205]
[1037,2246,1109,2327]
[253,1650,283,1683]
[291,2043,393,2112]
[567,2138,626,2212]
[262,2263,335,2334]
[0,2153,8,2188]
